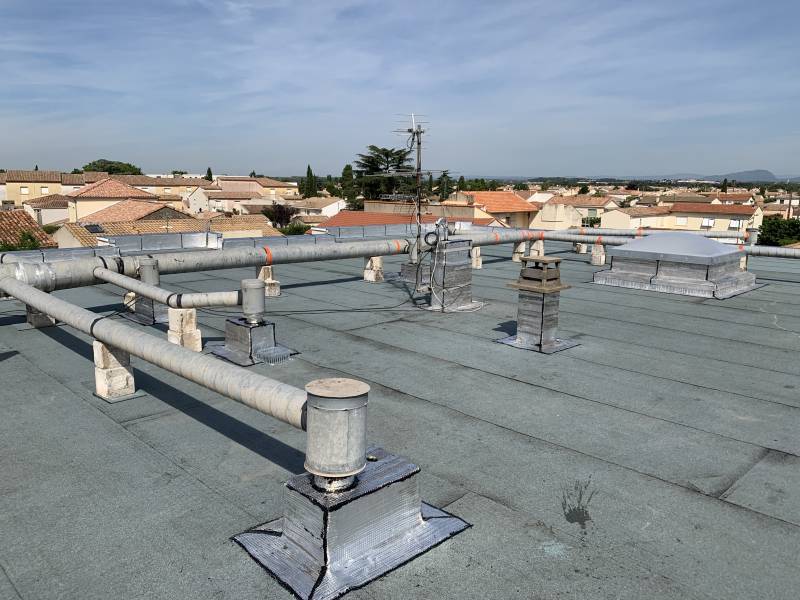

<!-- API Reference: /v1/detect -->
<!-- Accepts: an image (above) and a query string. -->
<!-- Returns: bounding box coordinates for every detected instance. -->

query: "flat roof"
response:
[1,242,799,599]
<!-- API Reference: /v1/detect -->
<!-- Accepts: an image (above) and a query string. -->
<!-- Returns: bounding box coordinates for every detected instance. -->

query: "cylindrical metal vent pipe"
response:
[304,378,369,492]
[241,279,266,324]
[139,257,160,286]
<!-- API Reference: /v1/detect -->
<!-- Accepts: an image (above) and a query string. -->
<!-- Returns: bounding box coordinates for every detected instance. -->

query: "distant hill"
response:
[716,169,776,182]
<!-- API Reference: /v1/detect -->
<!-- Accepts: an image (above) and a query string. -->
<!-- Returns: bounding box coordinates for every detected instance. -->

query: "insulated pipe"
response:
[0,277,306,429]
[93,267,241,308]
[3,230,800,294]
[745,245,800,258]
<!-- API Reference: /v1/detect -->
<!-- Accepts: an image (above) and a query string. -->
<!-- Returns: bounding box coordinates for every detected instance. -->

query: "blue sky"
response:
[1,0,798,177]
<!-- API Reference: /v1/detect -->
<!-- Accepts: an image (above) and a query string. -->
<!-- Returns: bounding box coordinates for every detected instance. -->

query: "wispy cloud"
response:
[0,0,798,175]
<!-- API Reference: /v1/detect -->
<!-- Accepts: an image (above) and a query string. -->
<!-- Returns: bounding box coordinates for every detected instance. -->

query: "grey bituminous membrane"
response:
[234,448,469,600]
[2,241,800,599]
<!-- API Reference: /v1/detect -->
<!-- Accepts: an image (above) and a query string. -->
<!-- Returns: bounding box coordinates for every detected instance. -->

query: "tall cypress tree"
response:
[205,167,213,181]
[303,165,317,198]
[341,164,357,207]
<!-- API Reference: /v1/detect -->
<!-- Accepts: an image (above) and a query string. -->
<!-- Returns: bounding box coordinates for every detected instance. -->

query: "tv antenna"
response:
[393,114,426,265]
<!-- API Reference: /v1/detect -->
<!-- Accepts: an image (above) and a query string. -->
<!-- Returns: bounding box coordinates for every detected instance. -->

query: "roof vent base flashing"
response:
[209,317,295,366]
[233,447,469,600]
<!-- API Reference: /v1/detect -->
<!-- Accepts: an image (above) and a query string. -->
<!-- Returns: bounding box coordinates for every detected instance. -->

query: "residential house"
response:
[54,214,282,248]
[547,195,620,221]
[23,194,71,225]
[666,203,763,236]
[530,201,583,230]
[0,173,7,204]
[216,176,299,197]
[77,199,194,224]
[4,170,63,206]
[270,196,346,222]
[67,178,164,222]
[445,191,540,228]
[318,211,500,229]
[699,192,756,205]
[0,210,57,248]
[600,206,673,229]
[110,175,218,197]
[186,190,263,214]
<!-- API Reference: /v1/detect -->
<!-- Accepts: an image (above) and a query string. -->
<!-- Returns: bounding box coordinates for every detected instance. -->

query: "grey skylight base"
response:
[595,233,760,299]
[495,334,579,354]
[234,447,470,600]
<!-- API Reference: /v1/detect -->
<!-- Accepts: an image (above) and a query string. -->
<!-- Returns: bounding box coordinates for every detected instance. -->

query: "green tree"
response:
[457,175,466,191]
[340,164,358,208]
[513,181,528,191]
[578,184,590,194]
[0,231,41,252]
[70,168,82,174]
[249,170,257,178]
[262,203,298,227]
[171,170,187,176]
[354,145,413,200]
[427,173,433,195]
[438,170,451,200]
[82,159,142,175]
[758,215,800,246]
[488,179,499,191]
[303,165,318,198]
[205,167,213,181]
[34,164,38,171]
[721,178,728,193]
[759,186,766,197]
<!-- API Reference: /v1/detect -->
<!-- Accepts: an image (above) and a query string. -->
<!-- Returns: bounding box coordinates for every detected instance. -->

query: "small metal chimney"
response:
[125,257,168,325]
[497,255,578,353]
[210,279,293,366]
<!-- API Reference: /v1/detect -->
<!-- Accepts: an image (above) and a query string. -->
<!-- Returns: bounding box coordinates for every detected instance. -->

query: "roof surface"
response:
[69,178,156,199]
[60,214,282,245]
[0,209,57,247]
[207,191,262,200]
[669,203,756,215]
[549,195,619,208]
[80,199,192,223]
[111,175,217,188]
[5,170,62,183]
[0,242,798,599]
[617,206,672,217]
[461,191,537,213]
[319,211,481,227]
[23,194,71,209]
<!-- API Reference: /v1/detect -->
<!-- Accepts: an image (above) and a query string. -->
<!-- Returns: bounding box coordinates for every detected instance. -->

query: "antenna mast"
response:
[409,114,424,264]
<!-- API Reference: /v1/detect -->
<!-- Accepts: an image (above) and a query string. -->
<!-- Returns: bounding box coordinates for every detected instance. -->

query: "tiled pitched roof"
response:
[459,191,537,213]
[281,197,343,210]
[0,210,57,248]
[69,178,156,199]
[617,206,672,217]
[24,194,71,209]
[319,211,488,227]
[0,173,6,184]
[660,194,712,203]
[61,215,282,246]
[207,191,261,199]
[5,170,62,183]
[668,203,756,216]
[699,193,754,202]
[548,195,618,208]
[79,200,192,223]
[218,176,296,188]
[60,173,86,185]
[111,175,217,188]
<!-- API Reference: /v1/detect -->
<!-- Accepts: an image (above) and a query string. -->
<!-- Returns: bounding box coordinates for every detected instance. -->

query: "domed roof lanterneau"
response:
[608,232,743,265]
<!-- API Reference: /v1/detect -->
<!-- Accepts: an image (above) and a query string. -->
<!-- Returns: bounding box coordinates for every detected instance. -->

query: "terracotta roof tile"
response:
[668,203,756,216]
[548,195,619,208]
[111,175,217,188]
[207,191,262,199]
[459,191,537,213]
[79,200,192,223]
[319,211,489,227]
[24,194,71,209]
[60,215,282,246]
[5,170,62,183]
[69,178,156,199]
[0,210,57,248]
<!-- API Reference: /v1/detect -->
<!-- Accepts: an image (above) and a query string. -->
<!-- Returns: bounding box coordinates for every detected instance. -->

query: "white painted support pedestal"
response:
[256,266,281,297]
